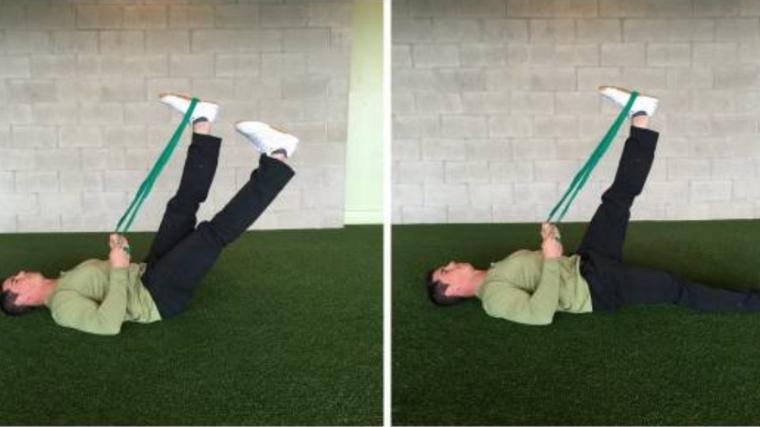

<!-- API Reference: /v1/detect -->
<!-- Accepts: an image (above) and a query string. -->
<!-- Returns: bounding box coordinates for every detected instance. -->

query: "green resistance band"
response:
[115,97,199,234]
[546,91,639,224]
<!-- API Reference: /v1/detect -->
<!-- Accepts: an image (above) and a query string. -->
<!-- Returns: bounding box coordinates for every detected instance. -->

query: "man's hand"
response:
[540,222,563,259]
[109,233,130,268]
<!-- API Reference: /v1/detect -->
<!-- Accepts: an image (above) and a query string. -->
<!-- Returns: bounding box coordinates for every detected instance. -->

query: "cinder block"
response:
[742,0,760,16]
[53,31,98,53]
[461,92,511,114]
[308,2,352,27]
[529,19,575,42]
[738,42,760,64]
[401,206,447,224]
[695,0,740,17]
[262,52,307,76]
[526,44,599,66]
[39,193,83,215]
[432,19,482,42]
[715,65,760,88]
[441,116,488,138]
[100,31,145,53]
[282,76,330,99]
[31,55,76,79]
[283,29,330,52]
[216,54,260,77]
[424,183,469,206]
[437,69,487,92]
[621,67,668,89]
[600,42,646,66]
[169,54,214,77]
[508,0,598,17]
[394,115,440,138]
[0,194,38,215]
[716,18,760,41]
[26,6,76,29]
[510,91,554,115]
[421,138,467,161]
[393,45,413,68]
[712,158,756,178]
[59,126,103,148]
[15,171,59,193]
[667,67,713,89]
[694,43,738,65]
[393,18,434,44]
[76,5,124,29]
[667,158,711,179]
[513,182,558,204]
[444,161,490,183]
[447,206,493,222]
[103,170,147,192]
[35,148,81,171]
[455,0,507,17]
[469,183,514,206]
[0,6,24,30]
[29,103,77,125]
[0,57,30,78]
[12,126,57,148]
[18,215,60,232]
[576,19,621,42]
[146,78,191,99]
[416,92,463,114]
[488,115,532,137]
[124,5,167,29]
[80,103,124,125]
[3,31,51,54]
[710,114,757,135]
[691,180,732,202]
[534,159,581,181]
[647,43,691,66]
[533,116,579,137]
[75,78,146,102]
[193,30,282,53]
[486,68,532,91]
[7,81,56,103]
[412,45,459,68]
[623,19,715,42]
[482,19,529,41]
[169,5,214,29]
[459,44,507,66]
[465,139,512,161]
[600,0,693,17]
[258,4,309,28]
[513,138,557,159]
[146,30,190,53]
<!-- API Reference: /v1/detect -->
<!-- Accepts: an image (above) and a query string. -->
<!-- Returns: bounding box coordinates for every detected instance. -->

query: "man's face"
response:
[2,271,45,305]
[431,261,476,297]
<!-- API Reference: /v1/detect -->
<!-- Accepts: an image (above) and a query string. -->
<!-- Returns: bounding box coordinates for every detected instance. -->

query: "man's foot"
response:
[235,121,299,158]
[599,86,658,117]
[159,93,219,123]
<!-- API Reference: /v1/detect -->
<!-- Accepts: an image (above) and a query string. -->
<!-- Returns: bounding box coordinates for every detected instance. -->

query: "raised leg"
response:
[575,125,658,262]
[143,130,221,265]
[141,154,295,319]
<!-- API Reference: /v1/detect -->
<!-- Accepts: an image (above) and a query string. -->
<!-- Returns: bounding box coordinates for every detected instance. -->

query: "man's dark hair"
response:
[425,268,465,306]
[1,287,34,316]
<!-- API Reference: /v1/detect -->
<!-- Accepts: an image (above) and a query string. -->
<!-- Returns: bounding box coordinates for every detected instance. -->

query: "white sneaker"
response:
[235,121,299,158]
[599,86,658,117]
[159,93,219,122]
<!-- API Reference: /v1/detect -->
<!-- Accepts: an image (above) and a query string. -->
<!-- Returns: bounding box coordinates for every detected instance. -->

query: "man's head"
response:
[426,261,482,306]
[1,270,47,316]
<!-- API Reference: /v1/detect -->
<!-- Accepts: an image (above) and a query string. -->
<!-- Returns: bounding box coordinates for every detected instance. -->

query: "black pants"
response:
[141,133,294,319]
[577,126,760,312]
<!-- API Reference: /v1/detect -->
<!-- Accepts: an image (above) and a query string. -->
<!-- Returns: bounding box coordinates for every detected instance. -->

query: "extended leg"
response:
[141,154,295,318]
[143,123,220,265]
[576,124,658,262]
[584,256,760,312]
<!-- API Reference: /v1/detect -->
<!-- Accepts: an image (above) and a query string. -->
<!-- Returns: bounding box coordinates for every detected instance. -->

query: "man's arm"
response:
[480,259,561,325]
[50,267,129,335]
[50,234,132,336]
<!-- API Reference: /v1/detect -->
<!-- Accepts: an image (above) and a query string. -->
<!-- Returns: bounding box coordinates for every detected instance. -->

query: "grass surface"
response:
[0,225,381,426]
[393,221,760,426]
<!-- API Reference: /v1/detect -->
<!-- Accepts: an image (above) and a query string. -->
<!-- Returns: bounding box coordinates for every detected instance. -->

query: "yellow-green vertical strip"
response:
[344,0,383,224]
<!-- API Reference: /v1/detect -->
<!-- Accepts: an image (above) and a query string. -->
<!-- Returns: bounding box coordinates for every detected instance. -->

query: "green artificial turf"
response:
[0,225,381,426]
[393,220,760,426]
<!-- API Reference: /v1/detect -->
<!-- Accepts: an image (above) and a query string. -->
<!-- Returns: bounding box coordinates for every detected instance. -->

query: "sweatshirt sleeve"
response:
[479,259,561,326]
[49,267,129,336]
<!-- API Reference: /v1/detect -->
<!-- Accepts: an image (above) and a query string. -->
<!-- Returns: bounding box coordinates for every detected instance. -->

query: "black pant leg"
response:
[576,126,658,262]
[583,253,760,312]
[143,133,221,266]
[142,154,295,319]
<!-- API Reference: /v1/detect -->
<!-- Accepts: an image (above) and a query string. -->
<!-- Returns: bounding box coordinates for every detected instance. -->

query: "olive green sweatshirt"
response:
[44,259,161,335]
[475,250,592,325]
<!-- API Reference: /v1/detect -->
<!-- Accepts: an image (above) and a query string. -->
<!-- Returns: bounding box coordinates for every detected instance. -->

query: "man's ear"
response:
[442,283,457,297]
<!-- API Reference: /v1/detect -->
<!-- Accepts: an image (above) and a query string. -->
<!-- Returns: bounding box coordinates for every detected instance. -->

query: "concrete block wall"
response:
[0,0,352,232]
[393,0,760,224]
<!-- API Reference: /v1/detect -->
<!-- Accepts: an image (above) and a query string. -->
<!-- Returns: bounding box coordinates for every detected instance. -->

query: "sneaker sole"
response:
[234,121,295,139]
[158,92,219,107]
[597,85,658,103]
